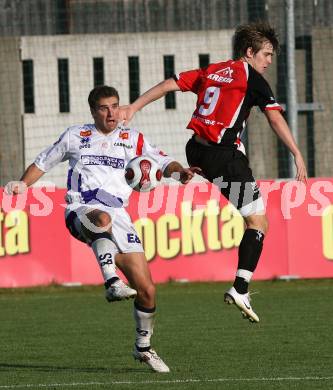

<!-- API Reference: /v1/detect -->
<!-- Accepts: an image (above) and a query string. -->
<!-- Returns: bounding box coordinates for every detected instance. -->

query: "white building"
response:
[0,30,233,187]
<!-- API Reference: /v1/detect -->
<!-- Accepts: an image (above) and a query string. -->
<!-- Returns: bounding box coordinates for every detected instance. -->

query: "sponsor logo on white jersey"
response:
[79,137,91,149]
[113,141,133,149]
[81,155,124,168]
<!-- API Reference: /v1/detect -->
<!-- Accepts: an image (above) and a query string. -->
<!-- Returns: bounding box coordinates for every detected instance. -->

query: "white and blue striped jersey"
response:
[34,124,174,206]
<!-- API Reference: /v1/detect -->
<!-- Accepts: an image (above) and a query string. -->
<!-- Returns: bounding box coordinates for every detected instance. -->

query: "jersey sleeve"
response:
[174,68,203,93]
[136,132,174,172]
[34,129,70,172]
[251,70,283,112]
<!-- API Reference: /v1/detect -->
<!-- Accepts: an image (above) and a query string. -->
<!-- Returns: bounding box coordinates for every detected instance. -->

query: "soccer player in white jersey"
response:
[6,85,199,373]
[119,22,308,323]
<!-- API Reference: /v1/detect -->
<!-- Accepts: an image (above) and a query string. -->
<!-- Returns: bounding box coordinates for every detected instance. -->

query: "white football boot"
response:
[224,286,259,323]
[133,346,170,373]
[105,280,137,302]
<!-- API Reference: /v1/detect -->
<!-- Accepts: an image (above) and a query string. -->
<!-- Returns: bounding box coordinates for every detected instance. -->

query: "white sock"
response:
[134,304,155,348]
[236,269,253,283]
[91,238,118,282]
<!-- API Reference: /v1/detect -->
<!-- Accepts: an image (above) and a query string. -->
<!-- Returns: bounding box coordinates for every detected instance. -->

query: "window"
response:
[22,60,35,113]
[58,58,70,113]
[93,57,104,87]
[128,56,140,103]
[163,55,176,109]
[199,54,210,68]
[55,0,69,34]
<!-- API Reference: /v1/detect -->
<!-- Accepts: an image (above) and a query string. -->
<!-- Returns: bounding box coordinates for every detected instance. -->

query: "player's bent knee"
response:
[136,283,156,305]
[81,210,112,240]
[92,211,112,229]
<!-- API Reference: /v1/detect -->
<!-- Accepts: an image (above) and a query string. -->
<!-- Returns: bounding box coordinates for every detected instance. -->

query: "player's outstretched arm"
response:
[164,161,202,184]
[119,78,180,125]
[265,110,308,183]
[5,163,45,195]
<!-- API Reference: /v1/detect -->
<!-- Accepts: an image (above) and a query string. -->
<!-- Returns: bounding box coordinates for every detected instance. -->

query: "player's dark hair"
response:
[88,85,119,109]
[233,21,279,59]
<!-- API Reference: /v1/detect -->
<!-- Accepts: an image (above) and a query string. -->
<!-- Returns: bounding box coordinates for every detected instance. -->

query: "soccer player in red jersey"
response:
[119,22,307,323]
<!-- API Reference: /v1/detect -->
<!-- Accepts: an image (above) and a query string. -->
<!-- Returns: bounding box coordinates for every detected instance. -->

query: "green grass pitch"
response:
[0,279,333,390]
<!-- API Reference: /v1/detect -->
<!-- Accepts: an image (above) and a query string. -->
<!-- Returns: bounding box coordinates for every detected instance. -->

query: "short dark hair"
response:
[233,21,279,59]
[88,85,119,109]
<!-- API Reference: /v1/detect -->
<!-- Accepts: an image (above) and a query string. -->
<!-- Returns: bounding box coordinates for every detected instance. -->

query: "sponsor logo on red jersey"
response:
[216,67,234,77]
[207,73,233,84]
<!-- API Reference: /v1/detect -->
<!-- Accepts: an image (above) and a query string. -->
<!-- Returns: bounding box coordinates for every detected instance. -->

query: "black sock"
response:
[233,229,265,293]
[233,276,249,294]
[238,228,265,272]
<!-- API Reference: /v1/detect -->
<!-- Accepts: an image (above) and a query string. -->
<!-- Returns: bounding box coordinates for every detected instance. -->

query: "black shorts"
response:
[186,136,263,216]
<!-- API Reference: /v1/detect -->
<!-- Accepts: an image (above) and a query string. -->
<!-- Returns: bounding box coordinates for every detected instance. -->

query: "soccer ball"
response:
[125,155,163,192]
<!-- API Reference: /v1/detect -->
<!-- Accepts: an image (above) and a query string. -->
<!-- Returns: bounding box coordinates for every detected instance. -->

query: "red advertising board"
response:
[0,178,332,288]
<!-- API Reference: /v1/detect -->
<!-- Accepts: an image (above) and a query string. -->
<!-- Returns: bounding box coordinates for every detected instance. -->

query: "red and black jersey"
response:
[174,59,282,145]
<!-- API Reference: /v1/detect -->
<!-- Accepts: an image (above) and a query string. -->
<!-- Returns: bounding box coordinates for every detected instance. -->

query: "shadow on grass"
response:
[0,362,145,374]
